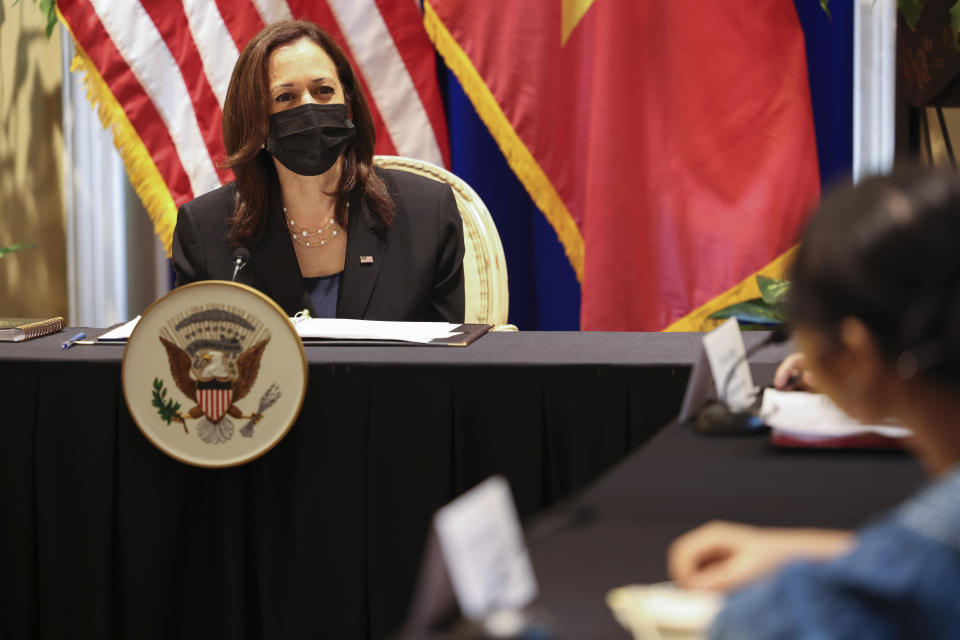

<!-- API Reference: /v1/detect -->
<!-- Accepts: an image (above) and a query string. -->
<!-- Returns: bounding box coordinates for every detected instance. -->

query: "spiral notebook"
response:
[0,316,65,342]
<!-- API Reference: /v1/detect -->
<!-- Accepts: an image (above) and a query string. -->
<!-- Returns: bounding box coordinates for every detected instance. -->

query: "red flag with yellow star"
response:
[426,0,820,330]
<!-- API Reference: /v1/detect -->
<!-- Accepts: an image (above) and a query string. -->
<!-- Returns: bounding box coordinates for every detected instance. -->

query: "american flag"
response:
[58,0,450,255]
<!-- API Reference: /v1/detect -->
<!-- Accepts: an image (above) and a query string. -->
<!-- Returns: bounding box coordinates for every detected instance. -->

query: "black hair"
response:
[787,166,960,383]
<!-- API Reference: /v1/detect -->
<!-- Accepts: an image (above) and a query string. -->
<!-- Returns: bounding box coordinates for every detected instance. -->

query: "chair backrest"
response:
[373,155,509,325]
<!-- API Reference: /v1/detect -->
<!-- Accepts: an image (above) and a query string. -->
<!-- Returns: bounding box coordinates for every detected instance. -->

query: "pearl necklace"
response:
[284,201,346,248]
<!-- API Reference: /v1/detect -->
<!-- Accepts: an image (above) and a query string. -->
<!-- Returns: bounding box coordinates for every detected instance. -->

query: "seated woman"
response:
[172,20,464,322]
[669,167,960,637]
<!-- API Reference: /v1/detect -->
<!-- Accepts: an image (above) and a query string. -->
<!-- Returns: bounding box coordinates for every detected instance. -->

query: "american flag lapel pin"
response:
[360,255,374,264]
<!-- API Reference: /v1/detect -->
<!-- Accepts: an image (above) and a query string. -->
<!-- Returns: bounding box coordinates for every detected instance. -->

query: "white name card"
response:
[434,476,538,619]
[702,318,755,411]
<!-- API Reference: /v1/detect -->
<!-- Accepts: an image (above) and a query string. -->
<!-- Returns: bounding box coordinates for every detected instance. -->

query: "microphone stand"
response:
[692,326,789,435]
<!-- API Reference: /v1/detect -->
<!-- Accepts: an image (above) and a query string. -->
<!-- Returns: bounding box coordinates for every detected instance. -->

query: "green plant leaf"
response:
[13,0,57,38]
[0,243,36,258]
[707,298,787,325]
[739,324,778,331]
[756,275,790,306]
[899,0,929,30]
[950,0,960,46]
[39,0,57,37]
[820,0,831,19]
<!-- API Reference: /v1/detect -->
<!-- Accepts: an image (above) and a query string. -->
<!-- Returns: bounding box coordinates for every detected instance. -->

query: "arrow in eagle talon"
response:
[240,383,281,437]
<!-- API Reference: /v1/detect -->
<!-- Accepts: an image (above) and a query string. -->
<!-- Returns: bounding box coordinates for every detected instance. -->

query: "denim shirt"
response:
[711,465,960,639]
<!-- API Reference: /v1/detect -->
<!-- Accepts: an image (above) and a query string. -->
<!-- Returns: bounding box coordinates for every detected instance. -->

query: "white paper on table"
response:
[434,476,538,619]
[702,318,756,411]
[97,316,141,341]
[760,389,911,439]
[293,318,463,344]
[607,583,722,640]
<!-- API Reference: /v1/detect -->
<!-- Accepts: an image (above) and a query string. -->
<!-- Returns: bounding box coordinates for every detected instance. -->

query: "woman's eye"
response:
[314,86,334,96]
[275,93,292,103]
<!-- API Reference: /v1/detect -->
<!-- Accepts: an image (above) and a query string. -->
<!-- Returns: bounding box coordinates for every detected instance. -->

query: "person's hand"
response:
[773,352,816,391]
[667,521,853,592]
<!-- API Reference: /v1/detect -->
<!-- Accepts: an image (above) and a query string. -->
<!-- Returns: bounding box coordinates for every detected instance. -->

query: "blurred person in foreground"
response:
[670,167,960,637]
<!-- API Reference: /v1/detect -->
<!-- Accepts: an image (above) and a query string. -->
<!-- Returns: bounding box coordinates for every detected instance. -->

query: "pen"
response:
[61,332,87,350]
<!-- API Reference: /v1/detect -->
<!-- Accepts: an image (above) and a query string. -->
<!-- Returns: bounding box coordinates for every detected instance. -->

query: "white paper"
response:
[98,317,463,344]
[607,583,722,639]
[434,476,538,619]
[294,318,462,344]
[760,389,911,439]
[702,318,755,410]
[97,316,141,341]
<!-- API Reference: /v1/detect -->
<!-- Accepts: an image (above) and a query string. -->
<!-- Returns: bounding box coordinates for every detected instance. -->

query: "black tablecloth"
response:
[0,330,788,639]
[526,422,927,639]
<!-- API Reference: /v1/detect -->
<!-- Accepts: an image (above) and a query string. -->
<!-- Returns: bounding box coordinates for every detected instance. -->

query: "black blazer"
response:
[171,168,465,322]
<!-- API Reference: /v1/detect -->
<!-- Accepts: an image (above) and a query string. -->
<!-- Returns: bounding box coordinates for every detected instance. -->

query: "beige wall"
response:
[924,107,960,167]
[0,3,65,319]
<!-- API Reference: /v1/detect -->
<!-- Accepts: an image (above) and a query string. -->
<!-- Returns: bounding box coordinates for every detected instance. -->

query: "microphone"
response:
[717,324,791,397]
[231,247,249,282]
[693,324,791,435]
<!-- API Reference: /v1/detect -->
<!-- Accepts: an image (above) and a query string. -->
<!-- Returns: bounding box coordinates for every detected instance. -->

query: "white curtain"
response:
[61,32,168,327]
[853,0,897,183]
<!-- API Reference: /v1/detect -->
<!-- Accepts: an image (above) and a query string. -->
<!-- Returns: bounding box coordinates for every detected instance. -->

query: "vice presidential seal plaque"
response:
[122,281,307,467]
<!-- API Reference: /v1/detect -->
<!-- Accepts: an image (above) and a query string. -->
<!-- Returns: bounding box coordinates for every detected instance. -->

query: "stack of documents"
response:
[293,318,463,344]
[96,316,466,345]
[760,389,911,449]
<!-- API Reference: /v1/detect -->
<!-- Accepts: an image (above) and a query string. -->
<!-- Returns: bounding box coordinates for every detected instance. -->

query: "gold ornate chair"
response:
[373,155,512,327]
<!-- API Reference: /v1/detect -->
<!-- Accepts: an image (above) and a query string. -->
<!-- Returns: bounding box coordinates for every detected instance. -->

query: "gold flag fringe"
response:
[59,11,178,257]
[423,1,585,281]
[664,245,799,332]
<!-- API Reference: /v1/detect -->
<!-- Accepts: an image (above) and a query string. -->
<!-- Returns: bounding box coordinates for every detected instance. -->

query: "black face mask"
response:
[265,103,356,176]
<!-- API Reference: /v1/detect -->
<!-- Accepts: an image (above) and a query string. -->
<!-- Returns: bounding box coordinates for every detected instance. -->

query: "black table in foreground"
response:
[526,421,927,639]
[0,330,789,639]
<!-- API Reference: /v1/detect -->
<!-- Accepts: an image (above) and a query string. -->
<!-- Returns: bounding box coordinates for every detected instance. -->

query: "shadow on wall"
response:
[0,3,66,319]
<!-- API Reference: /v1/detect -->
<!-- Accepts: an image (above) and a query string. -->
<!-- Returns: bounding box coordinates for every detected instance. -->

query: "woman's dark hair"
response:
[788,166,960,382]
[221,20,393,245]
